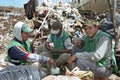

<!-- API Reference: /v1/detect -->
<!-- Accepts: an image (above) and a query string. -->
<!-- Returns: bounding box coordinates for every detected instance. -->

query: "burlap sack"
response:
[66,67,94,80]
[42,67,94,80]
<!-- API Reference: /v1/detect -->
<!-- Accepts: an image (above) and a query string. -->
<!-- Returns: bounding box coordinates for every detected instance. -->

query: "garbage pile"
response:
[0,6,26,70]
[23,0,85,47]
[0,0,120,79]
[42,67,94,80]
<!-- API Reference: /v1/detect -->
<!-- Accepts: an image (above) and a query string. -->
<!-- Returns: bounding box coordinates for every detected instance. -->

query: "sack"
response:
[99,22,114,37]
[0,65,45,80]
[42,75,81,80]
[65,67,94,80]
[24,0,35,19]
[42,67,94,80]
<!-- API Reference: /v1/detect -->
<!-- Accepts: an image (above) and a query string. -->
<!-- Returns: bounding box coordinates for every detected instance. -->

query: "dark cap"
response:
[51,20,62,30]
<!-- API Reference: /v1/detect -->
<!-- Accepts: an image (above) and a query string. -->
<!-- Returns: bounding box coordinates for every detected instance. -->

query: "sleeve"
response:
[64,38,73,49]
[76,36,111,61]
[8,46,49,63]
[27,53,49,63]
[46,34,52,43]
[8,46,29,61]
[38,55,49,63]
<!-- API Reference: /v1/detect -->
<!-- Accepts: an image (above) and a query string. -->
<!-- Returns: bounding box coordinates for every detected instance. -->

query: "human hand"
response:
[75,40,82,47]
[48,58,56,67]
[67,55,77,65]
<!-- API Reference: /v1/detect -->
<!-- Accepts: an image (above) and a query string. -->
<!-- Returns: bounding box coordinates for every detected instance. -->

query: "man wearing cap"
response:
[7,21,56,68]
[38,20,72,67]
[67,19,118,80]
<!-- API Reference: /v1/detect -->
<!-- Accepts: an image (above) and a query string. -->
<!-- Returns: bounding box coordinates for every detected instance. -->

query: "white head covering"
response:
[13,21,24,41]
[13,21,33,41]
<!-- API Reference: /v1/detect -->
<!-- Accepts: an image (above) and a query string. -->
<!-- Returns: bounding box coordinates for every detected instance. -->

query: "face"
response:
[51,27,62,35]
[83,25,98,38]
[51,29,60,34]
[21,32,30,41]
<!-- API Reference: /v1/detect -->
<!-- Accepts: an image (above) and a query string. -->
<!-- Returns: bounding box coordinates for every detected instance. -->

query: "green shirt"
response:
[51,30,70,59]
[83,30,118,72]
[7,39,32,64]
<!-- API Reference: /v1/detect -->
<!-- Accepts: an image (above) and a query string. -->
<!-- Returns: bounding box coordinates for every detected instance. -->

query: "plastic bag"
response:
[0,65,45,80]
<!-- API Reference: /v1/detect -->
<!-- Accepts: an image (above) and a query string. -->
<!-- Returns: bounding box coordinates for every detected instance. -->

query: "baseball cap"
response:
[21,23,33,33]
[83,19,96,27]
[51,20,62,30]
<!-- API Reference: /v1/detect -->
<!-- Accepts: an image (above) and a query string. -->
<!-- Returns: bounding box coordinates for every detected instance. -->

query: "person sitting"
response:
[37,20,72,70]
[6,21,56,77]
[67,19,118,80]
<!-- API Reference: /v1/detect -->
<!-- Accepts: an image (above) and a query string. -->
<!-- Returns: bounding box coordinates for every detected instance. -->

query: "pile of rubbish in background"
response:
[0,0,120,79]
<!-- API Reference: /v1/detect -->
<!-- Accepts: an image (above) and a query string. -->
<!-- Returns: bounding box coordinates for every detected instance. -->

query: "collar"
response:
[89,30,100,40]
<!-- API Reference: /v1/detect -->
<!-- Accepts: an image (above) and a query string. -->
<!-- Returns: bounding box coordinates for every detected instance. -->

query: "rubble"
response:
[0,6,25,54]
[0,1,120,79]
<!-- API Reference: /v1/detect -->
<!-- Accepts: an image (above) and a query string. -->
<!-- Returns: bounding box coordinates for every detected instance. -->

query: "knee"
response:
[40,52,50,57]
[36,45,43,54]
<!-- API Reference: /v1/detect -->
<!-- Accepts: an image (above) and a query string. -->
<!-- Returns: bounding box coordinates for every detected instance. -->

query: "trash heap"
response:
[0,1,120,80]
[24,1,85,47]
[0,6,26,69]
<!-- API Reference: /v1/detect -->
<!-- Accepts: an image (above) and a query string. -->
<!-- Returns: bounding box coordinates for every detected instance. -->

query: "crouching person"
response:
[67,19,118,80]
[6,21,56,78]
